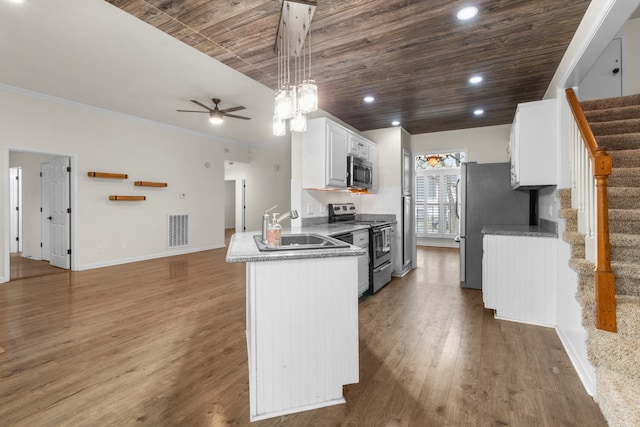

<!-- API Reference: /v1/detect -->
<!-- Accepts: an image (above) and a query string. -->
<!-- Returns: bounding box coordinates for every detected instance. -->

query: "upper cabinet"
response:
[303,117,378,191]
[348,133,370,160]
[303,118,348,189]
[509,99,557,188]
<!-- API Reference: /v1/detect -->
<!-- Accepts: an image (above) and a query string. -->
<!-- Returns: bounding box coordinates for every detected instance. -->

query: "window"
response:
[415,152,465,239]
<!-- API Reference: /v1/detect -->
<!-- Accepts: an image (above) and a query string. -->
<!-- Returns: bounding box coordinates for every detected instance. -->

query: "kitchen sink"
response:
[254,234,350,251]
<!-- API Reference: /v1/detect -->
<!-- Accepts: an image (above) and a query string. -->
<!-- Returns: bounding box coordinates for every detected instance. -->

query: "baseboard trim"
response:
[556,324,597,397]
[77,244,225,271]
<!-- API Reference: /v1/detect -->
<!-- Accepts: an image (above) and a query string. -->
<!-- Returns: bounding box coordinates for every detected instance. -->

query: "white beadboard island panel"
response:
[246,255,359,421]
[483,233,557,327]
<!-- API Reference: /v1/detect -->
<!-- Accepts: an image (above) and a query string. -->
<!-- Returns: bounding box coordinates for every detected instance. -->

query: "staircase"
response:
[559,94,640,427]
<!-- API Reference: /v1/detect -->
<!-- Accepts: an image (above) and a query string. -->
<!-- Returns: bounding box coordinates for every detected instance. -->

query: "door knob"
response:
[47,216,52,220]
[612,67,620,74]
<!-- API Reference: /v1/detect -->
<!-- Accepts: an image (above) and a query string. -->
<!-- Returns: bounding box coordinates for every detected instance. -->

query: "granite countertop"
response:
[226,226,367,263]
[481,224,558,238]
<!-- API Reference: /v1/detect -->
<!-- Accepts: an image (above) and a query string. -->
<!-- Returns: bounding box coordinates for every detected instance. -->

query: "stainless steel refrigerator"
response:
[459,162,530,289]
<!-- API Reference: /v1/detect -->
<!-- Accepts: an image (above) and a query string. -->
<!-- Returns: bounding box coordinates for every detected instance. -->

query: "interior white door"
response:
[578,37,623,101]
[48,157,70,269]
[9,167,22,253]
[41,162,52,261]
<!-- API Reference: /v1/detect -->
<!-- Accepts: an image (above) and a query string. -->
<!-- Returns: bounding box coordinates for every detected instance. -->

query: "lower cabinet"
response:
[353,229,370,296]
[482,234,557,326]
[245,256,359,421]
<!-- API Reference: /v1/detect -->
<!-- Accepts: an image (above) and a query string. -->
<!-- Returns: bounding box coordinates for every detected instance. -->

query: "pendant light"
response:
[273,1,317,136]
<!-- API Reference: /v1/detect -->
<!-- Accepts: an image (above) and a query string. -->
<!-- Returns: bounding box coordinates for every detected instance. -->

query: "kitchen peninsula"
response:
[226,231,365,421]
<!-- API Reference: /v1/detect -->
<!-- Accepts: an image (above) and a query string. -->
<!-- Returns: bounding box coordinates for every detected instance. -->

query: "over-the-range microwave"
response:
[347,156,373,190]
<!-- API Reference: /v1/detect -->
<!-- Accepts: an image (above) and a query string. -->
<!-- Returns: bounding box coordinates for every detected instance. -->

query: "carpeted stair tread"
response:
[563,230,584,245]
[569,257,594,275]
[580,94,640,111]
[608,148,640,168]
[596,366,640,427]
[596,133,640,151]
[608,186,640,209]
[584,104,640,123]
[588,329,640,381]
[609,208,640,220]
[609,167,640,187]
[610,233,640,246]
[590,118,640,136]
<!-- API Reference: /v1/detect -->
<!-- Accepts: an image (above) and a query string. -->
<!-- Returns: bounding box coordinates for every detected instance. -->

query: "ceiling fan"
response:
[177,98,251,124]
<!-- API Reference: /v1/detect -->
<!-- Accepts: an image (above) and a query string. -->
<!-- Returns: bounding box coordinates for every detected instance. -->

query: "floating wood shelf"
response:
[109,195,146,201]
[134,181,168,188]
[88,172,128,179]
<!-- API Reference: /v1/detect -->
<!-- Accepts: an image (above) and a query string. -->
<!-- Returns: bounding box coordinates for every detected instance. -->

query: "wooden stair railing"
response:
[565,88,616,332]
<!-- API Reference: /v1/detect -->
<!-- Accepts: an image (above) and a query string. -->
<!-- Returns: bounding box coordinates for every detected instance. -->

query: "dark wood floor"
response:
[0,245,606,426]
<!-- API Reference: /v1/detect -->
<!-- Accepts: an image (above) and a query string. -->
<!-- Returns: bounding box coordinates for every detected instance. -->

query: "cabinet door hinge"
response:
[67,249,71,255]
[67,208,71,214]
[67,166,71,173]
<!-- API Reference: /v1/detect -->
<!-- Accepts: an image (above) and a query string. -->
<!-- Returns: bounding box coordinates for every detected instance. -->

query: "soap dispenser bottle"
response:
[267,213,282,247]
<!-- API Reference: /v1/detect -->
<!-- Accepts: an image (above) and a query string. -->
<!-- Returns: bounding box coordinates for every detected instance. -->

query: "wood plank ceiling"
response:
[105,0,590,135]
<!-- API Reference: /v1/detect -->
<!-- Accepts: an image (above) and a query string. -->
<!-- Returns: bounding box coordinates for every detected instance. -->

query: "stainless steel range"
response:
[329,203,394,293]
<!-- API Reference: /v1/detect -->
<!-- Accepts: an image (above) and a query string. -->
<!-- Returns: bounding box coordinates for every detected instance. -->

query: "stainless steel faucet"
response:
[274,210,299,224]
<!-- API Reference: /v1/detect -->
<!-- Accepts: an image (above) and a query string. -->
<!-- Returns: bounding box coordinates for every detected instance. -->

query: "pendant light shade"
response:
[290,110,307,132]
[273,115,287,136]
[297,80,318,113]
[275,86,296,120]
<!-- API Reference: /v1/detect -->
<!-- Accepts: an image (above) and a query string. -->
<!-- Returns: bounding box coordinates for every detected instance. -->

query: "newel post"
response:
[593,148,617,332]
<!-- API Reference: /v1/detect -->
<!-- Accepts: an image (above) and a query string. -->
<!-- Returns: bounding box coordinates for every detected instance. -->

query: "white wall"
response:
[620,17,640,94]
[1,87,230,277]
[410,124,511,164]
[224,142,292,232]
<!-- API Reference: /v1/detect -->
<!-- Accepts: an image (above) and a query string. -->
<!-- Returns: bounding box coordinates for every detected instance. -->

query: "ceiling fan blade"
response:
[190,99,213,111]
[224,113,251,120]
[220,106,246,114]
[176,109,209,113]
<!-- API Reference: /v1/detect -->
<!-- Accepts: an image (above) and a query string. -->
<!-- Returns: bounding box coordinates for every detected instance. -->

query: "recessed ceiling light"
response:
[457,6,478,21]
[474,109,484,116]
[364,96,375,103]
[469,75,483,84]
[8,0,24,3]
[391,120,400,126]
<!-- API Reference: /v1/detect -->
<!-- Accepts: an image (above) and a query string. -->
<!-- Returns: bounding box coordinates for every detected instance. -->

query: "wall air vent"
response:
[168,214,189,248]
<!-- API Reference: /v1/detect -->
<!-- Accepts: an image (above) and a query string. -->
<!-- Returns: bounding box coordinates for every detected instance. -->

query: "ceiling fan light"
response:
[273,115,287,136]
[297,80,318,113]
[290,111,307,132]
[209,111,224,124]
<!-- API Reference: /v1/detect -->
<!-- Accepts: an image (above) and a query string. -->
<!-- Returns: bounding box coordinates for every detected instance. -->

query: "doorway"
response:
[578,37,625,101]
[6,150,74,281]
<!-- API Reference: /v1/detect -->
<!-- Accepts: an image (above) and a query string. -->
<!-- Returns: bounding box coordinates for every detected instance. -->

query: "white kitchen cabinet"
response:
[482,234,557,326]
[246,256,359,421]
[303,118,348,189]
[348,133,370,160]
[353,229,370,296]
[509,99,557,188]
